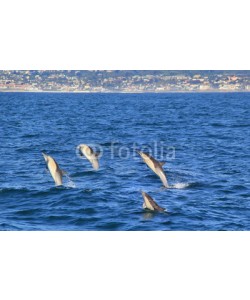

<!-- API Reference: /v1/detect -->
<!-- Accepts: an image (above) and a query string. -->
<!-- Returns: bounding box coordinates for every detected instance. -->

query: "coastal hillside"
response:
[0,70,249,92]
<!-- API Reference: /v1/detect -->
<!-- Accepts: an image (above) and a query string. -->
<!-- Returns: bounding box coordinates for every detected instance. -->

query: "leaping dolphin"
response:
[137,151,169,188]
[42,152,66,186]
[141,191,165,212]
[77,144,100,170]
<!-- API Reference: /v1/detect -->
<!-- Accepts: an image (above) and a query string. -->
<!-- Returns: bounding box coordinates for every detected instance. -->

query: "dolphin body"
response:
[137,151,169,188]
[77,144,100,170]
[42,153,66,186]
[141,191,165,212]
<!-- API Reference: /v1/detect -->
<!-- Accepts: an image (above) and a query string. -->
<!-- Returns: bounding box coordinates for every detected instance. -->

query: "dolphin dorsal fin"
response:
[60,170,67,176]
[95,152,101,158]
[160,161,166,166]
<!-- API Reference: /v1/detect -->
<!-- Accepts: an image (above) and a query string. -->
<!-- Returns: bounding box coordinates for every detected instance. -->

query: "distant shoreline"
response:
[1,90,250,94]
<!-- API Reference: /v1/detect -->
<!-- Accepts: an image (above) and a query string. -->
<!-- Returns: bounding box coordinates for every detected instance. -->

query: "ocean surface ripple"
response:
[0,92,249,230]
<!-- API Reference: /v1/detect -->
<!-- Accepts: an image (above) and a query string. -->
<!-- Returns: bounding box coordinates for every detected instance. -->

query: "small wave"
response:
[22,134,40,138]
[46,215,73,222]
[0,223,21,230]
[71,170,96,177]
[0,187,31,194]
[211,122,226,127]
[15,208,42,216]
[229,124,250,128]
[99,142,122,147]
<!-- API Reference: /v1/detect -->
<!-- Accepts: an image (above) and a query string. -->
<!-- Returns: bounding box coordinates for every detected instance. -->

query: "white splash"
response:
[171,182,190,189]
[64,174,76,188]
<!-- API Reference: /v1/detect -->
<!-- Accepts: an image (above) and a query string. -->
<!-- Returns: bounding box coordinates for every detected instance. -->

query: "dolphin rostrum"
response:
[137,151,169,187]
[42,152,66,186]
[77,144,100,170]
[141,191,165,212]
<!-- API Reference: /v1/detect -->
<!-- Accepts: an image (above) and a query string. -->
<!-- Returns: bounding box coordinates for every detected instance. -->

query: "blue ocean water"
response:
[0,92,249,230]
